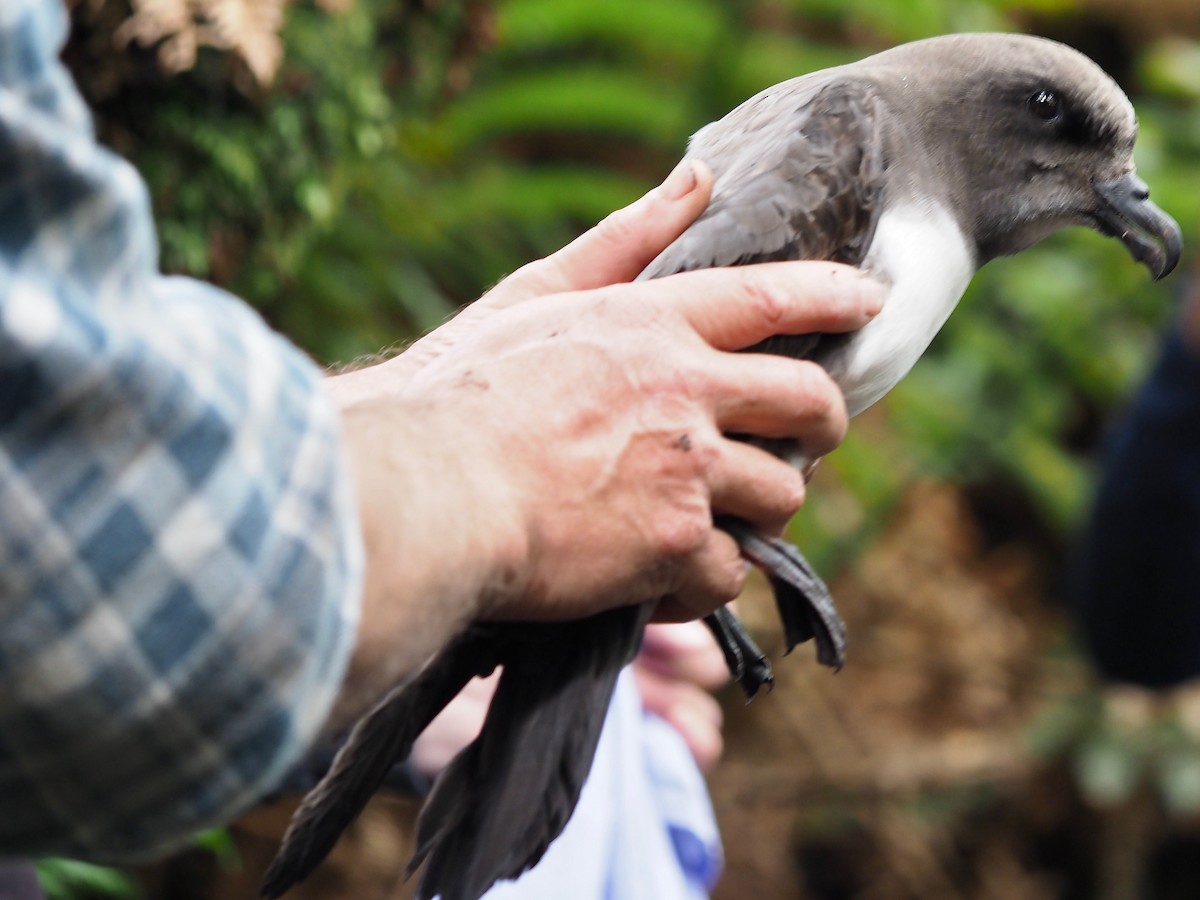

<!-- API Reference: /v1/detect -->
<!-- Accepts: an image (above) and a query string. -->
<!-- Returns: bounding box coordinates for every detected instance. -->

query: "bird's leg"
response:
[702,607,774,699]
[718,517,846,670]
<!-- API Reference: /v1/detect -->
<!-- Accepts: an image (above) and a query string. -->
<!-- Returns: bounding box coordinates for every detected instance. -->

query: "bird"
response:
[261,32,1182,900]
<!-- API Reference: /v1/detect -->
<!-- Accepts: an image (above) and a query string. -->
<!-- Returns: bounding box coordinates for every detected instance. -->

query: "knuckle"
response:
[684,430,722,470]
[688,357,725,398]
[496,259,559,302]
[653,426,721,489]
[645,366,707,414]
[649,510,709,559]
[593,207,641,251]
[736,274,788,326]
[713,558,747,603]
[776,471,807,519]
[795,362,847,434]
[698,534,749,606]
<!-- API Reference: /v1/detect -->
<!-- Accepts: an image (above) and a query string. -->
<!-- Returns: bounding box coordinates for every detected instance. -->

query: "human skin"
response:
[409,620,731,777]
[325,161,884,727]
[632,620,731,771]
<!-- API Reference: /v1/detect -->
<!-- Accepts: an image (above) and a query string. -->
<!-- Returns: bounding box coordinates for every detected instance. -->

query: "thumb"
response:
[484,159,713,308]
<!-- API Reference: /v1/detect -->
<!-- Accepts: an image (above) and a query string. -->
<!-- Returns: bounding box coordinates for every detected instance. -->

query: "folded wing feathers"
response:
[260,628,504,898]
[410,603,656,900]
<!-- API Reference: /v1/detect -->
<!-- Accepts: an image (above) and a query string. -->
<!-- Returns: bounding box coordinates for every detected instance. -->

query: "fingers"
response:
[632,665,724,771]
[652,529,747,622]
[709,353,849,458]
[708,440,807,535]
[484,159,714,308]
[410,673,499,778]
[639,621,730,690]
[634,261,884,351]
[382,163,711,381]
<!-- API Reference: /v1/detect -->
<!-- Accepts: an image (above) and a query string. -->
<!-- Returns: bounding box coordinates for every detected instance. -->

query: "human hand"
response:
[409,672,499,779]
[328,159,719,404]
[329,164,882,716]
[632,621,728,770]
[409,621,728,777]
[389,257,879,624]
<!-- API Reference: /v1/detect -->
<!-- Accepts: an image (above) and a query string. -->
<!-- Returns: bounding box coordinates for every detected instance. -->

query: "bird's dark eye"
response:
[1027,89,1062,122]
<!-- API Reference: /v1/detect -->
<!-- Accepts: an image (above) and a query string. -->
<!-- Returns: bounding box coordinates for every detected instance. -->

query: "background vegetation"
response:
[52,0,1200,896]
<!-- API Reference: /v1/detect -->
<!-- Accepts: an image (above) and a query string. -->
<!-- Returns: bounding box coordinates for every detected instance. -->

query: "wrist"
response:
[328,396,529,725]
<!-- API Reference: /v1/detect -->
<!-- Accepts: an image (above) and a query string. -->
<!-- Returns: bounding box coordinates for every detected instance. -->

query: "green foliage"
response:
[190,827,241,873]
[1027,685,1200,817]
[80,0,1194,561]
[129,1,416,359]
[66,0,1200,889]
[33,828,236,898]
[36,859,138,900]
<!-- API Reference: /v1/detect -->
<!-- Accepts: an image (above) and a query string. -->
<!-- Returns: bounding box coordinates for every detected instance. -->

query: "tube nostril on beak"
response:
[1092,172,1183,281]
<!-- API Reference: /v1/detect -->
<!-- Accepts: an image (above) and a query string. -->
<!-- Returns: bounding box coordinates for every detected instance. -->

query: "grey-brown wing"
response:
[639,78,885,360]
[640,79,872,713]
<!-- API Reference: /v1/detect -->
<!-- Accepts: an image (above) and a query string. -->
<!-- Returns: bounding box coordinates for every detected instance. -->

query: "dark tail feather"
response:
[264,518,839,898]
[720,517,846,670]
[260,628,504,899]
[409,602,654,900]
[702,607,774,698]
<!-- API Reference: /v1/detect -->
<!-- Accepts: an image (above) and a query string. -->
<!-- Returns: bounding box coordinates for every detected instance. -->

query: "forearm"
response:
[0,286,363,861]
[0,0,362,858]
[326,394,525,727]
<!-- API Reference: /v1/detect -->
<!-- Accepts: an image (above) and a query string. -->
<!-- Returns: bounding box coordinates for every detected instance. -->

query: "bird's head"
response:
[875,33,1182,279]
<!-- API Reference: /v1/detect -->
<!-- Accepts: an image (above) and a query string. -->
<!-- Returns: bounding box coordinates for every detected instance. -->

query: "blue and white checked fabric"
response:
[0,0,362,860]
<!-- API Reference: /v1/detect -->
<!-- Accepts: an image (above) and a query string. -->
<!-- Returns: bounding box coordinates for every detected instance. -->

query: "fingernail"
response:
[660,159,698,200]
[859,277,887,316]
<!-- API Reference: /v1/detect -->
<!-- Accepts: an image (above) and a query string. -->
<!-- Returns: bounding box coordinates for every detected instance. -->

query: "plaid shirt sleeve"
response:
[0,0,364,860]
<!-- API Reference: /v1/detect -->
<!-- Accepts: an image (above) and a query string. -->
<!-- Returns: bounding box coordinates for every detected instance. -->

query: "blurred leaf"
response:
[1005,426,1089,530]
[36,859,138,900]
[439,69,694,151]
[1158,749,1200,817]
[1075,735,1144,807]
[192,827,241,872]
[1023,691,1099,760]
[498,0,725,65]
[1141,39,1200,101]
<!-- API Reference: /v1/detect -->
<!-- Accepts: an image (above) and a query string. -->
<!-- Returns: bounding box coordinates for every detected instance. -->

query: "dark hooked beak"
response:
[1092,173,1183,281]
